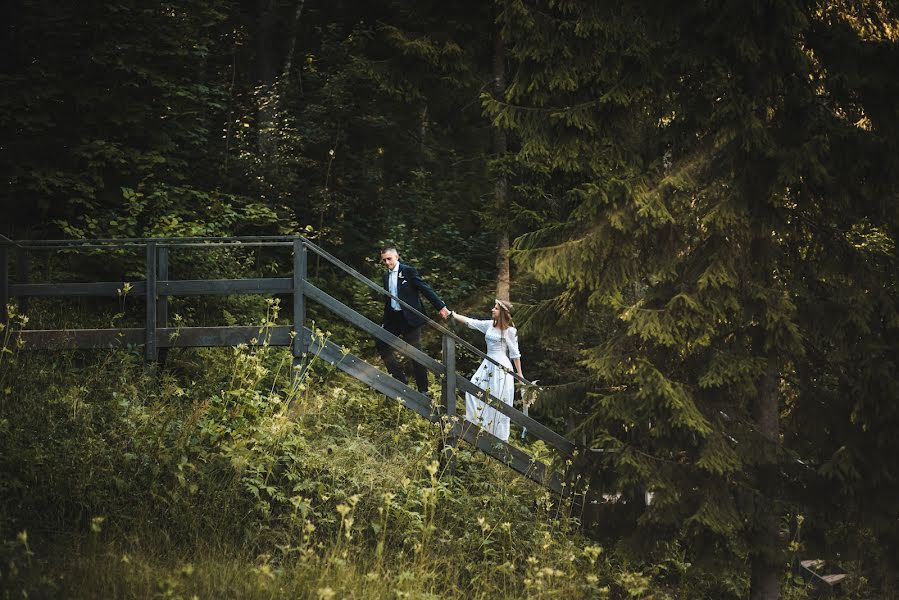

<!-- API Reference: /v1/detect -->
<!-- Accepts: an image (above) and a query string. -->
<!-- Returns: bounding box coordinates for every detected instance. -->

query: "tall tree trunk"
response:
[281,0,305,81]
[420,105,428,158]
[749,365,781,600]
[256,0,279,159]
[257,0,305,182]
[492,28,510,302]
[747,181,784,600]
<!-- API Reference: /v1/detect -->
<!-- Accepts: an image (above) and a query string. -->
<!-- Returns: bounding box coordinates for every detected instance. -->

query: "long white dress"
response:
[459,318,521,442]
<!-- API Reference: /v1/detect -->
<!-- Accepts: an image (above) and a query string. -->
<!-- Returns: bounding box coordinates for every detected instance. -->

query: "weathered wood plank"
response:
[292,240,307,379]
[157,247,169,327]
[302,327,435,422]
[145,242,157,363]
[303,282,445,376]
[442,335,457,420]
[160,278,292,296]
[17,248,30,314]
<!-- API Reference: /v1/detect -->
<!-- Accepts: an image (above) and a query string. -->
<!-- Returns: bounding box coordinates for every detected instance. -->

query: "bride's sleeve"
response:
[462,318,492,333]
[505,327,522,359]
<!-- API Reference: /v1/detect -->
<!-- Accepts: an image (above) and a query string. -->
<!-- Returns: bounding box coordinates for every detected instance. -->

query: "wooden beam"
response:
[157,247,169,327]
[145,242,157,364]
[157,247,170,368]
[159,278,292,296]
[303,327,435,421]
[442,335,457,419]
[441,334,459,471]
[292,239,307,379]
[17,248,29,314]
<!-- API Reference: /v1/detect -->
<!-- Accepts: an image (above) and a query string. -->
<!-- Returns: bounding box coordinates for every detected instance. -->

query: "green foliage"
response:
[490,0,899,597]
[3,305,671,599]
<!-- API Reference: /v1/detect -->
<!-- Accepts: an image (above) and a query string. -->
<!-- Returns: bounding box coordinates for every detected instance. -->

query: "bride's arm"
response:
[448,310,467,324]
[512,357,523,379]
[448,311,491,333]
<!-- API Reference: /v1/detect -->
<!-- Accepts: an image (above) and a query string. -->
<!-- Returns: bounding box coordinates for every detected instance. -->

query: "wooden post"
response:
[521,402,529,440]
[157,245,169,368]
[441,334,458,472]
[16,248,29,316]
[291,238,308,383]
[0,244,8,325]
[145,242,158,366]
[157,246,169,328]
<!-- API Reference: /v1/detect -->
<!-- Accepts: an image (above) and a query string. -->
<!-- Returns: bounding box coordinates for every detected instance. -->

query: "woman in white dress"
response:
[447,299,523,442]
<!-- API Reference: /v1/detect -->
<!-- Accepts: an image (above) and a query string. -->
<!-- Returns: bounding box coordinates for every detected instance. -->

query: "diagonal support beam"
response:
[301,327,435,422]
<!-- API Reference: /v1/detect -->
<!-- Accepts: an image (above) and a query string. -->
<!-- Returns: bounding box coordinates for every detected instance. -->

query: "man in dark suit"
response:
[378,246,449,394]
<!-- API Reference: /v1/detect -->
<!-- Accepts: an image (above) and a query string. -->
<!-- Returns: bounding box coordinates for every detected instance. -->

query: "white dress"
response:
[460,318,521,442]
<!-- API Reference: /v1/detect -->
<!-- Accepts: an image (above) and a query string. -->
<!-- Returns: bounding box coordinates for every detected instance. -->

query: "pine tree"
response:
[489,1,899,597]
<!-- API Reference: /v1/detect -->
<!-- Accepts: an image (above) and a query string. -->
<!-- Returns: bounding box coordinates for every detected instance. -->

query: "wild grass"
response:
[0,302,816,599]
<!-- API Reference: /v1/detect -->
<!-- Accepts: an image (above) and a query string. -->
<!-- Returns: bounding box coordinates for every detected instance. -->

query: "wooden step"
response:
[820,574,847,586]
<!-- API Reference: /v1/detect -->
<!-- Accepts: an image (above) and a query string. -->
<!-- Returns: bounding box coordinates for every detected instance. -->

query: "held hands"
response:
[439,306,450,319]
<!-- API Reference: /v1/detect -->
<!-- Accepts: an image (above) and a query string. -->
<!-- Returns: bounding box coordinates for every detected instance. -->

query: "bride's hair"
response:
[493,299,514,330]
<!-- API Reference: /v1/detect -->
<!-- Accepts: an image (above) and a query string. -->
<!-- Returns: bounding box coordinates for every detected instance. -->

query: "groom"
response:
[377,246,450,394]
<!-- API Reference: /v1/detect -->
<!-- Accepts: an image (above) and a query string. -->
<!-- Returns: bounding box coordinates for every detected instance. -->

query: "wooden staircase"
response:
[2,235,595,499]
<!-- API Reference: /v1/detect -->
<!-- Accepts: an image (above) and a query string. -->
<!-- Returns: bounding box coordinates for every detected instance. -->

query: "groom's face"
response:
[381,250,399,271]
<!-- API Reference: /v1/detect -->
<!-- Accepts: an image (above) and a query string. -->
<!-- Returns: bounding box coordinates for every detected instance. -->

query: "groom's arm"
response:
[406,266,446,311]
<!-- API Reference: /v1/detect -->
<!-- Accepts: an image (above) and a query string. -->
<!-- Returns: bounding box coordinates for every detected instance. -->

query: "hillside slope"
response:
[1,335,657,599]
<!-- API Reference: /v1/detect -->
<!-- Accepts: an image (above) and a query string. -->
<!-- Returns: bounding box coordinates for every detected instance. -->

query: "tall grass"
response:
[0,303,811,599]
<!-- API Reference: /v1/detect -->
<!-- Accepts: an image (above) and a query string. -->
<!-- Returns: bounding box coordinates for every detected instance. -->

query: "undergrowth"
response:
[0,303,814,599]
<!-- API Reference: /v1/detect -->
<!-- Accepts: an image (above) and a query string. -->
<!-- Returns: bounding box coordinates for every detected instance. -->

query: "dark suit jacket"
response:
[383,263,446,327]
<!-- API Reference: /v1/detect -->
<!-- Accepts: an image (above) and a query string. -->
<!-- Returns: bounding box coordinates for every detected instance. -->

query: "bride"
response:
[448,299,523,442]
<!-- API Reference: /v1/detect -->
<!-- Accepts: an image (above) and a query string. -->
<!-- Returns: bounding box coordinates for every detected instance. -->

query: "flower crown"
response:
[495,299,512,313]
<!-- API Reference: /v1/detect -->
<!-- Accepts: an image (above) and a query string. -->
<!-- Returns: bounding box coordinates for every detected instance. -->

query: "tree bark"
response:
[281,0,305,81]
[257,0,279,85]
[749,363,781,600]
[256,0,279,159]
[492,28,510,302]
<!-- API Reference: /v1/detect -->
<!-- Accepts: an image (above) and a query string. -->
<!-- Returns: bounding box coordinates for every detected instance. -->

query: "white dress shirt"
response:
[389,264,401,310]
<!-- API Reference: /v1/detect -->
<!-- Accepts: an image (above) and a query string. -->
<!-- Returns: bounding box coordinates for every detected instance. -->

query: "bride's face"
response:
[491,304,500,319]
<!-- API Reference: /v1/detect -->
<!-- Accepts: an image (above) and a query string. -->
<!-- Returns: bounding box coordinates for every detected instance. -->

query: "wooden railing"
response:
[1,235,595,496]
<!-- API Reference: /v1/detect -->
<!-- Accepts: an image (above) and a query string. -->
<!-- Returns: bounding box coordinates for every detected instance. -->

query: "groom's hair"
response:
[380,245,399,255]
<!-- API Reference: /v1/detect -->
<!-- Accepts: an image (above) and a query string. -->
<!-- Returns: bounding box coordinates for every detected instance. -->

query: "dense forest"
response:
[2,1,898,599]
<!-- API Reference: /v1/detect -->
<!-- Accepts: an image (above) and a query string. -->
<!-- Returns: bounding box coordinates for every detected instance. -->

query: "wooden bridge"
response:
[1,235,601,500]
